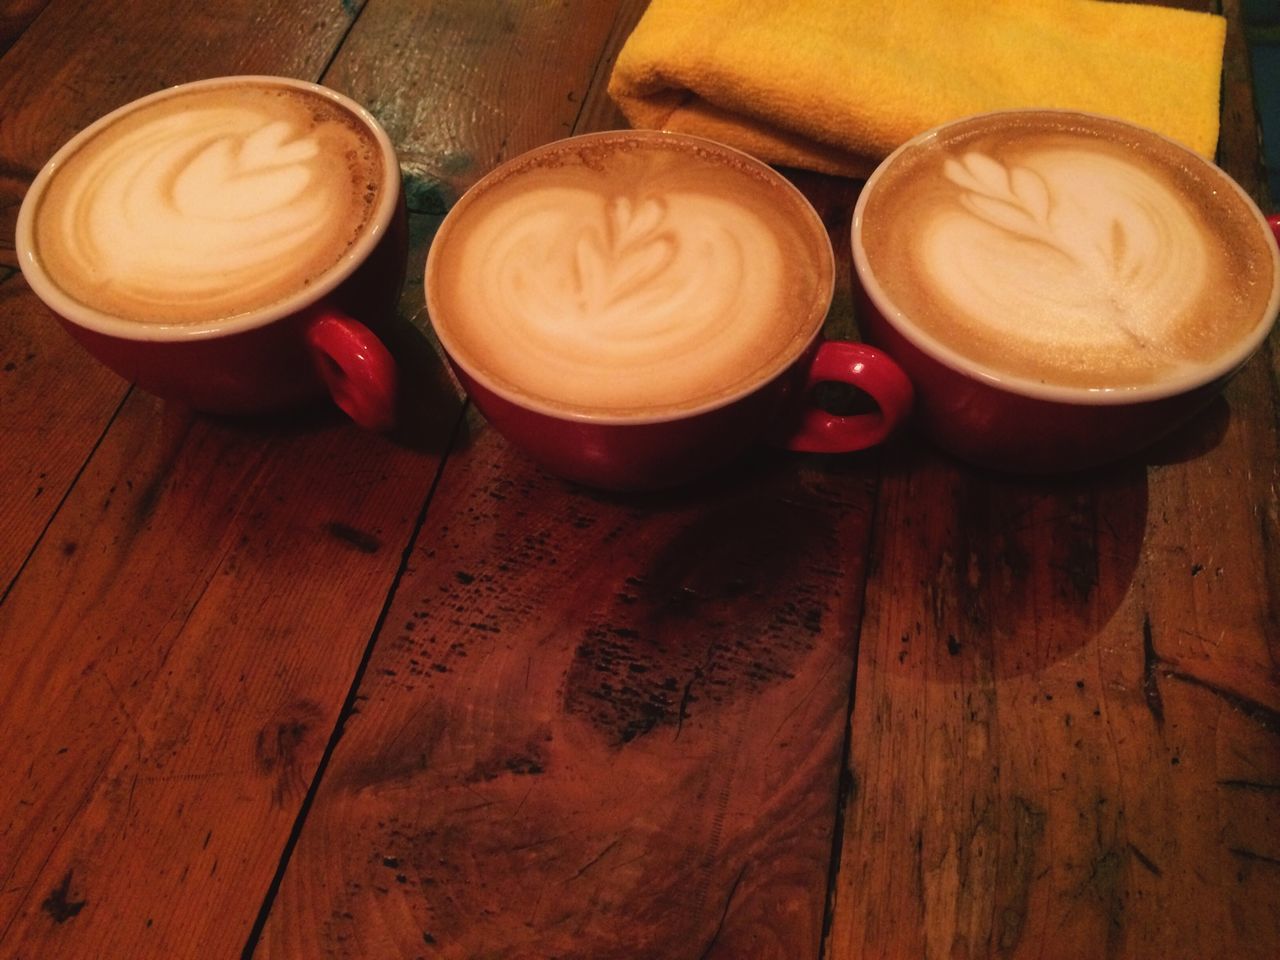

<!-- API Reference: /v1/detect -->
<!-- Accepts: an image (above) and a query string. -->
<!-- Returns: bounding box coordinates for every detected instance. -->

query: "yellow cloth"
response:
[608,0,1227,178]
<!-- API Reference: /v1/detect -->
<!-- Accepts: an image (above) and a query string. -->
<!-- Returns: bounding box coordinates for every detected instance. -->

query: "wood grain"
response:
[825,3,1280,957]
[330,0,645,206]
[258,417,881,960]
[0,0,462,956]
[0,275,126,596]
[0,397,453,957]
[0,0,49,57]
[826,441,1278,959]
[1,0,1277,958]
[256,3,886,955]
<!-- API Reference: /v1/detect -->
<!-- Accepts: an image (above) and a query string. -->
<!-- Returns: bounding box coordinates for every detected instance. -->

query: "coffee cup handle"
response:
[304,307,398,432]
[784,341,913,453]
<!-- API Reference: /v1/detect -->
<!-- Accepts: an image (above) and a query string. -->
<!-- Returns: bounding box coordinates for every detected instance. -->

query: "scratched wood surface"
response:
[256,3,879,957]
[826,0,1280,956]
[1,1,1277,959]
[0,1,460,957]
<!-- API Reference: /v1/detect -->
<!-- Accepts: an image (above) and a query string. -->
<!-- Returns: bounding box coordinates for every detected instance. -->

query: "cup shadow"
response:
[870,436,1150,683]
[1139,394,1232,466]
[380,309,469,456]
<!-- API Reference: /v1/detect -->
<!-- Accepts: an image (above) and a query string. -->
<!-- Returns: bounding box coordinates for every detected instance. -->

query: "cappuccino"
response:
[858,111,1277,391]
[426,131,833,419]
[29,81,386,326]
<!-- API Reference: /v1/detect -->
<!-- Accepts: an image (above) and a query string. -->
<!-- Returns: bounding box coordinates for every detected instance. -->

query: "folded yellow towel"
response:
[608,0,1227,178]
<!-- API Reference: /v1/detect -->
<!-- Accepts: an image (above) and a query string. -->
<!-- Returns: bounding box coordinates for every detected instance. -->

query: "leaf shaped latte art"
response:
[927,149,1209,357]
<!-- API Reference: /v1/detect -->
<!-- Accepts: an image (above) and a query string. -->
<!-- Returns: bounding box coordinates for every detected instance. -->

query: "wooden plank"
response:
[0,0,49,57]
[0,274,125,595]
[1221,0,1272,200]
[329,0,645,193]
[827,437,1280,958]
[0,395,453,958]
[570,0,649,136]
[0,0,465,956]
[256,2,886,952]
[258,422,879,960]
[825,3,1280,957]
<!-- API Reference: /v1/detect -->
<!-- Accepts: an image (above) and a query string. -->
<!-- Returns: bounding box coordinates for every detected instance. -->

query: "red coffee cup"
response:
[15,75,406,431]
[424,130,913,491]
[444,337,913,491]
[852,109,1280,473]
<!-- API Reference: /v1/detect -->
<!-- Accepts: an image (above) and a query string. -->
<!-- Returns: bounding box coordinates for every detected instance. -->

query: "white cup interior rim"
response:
[14,74,402,343]
[851,107,1280,406]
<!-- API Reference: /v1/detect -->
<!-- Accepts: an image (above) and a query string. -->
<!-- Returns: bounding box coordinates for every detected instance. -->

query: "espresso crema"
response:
[31,82,385,325]
[859,112,1277,390]
[427,134,833,418]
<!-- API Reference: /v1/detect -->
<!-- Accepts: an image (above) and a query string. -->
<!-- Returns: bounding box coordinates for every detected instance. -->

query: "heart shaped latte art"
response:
[52,102,355,319]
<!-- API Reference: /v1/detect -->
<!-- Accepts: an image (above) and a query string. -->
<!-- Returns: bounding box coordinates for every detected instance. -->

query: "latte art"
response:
[932,149,1207,358]
[464,188,783,398]
[428,134,831,417]
[859,112,1277,390]
[31,83,385,325]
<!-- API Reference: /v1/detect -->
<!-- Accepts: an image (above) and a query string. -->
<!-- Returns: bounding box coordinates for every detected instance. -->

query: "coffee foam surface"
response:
[860,113,1277,390]
[429,136,830,417]
[33,83,383,325]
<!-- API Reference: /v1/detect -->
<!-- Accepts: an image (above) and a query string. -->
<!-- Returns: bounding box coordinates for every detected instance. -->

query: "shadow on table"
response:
[866,392,1240,682]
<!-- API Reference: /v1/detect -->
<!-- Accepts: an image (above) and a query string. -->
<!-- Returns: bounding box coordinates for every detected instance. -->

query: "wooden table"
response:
[2,2,1277,957]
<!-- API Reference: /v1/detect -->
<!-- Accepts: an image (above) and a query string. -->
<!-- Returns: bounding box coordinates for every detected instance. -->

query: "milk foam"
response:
[430,137,830,416]
[34,84,383,325]
[860,114,1277,390]
[928,148,1207,356]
